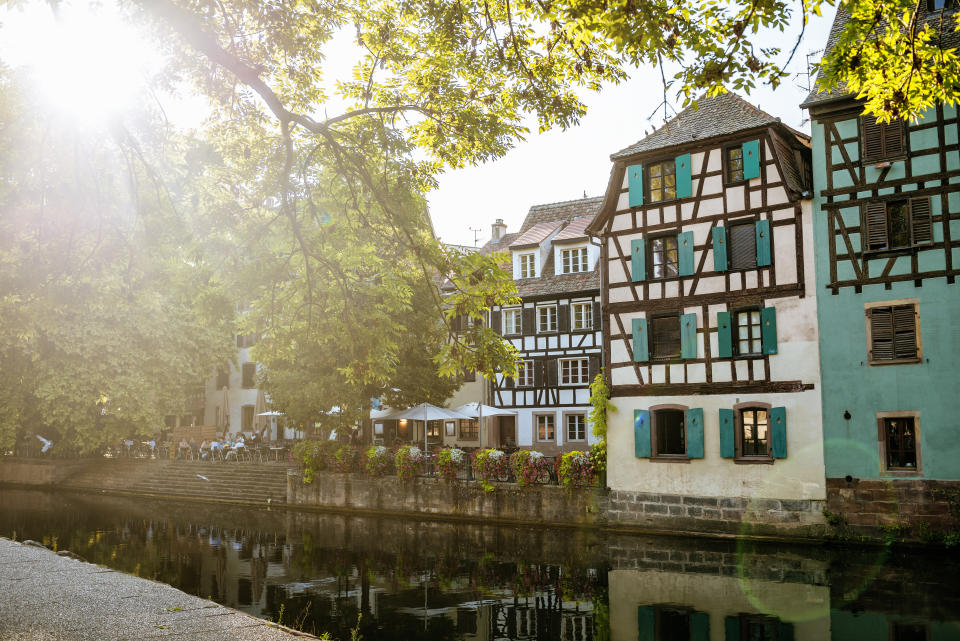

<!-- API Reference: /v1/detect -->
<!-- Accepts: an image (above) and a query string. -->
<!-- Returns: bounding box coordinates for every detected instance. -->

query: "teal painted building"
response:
[803,7,960,527]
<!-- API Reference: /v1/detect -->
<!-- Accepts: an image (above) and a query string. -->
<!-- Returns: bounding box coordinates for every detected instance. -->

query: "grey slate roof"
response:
[611,93,782,160]
[802,5,959,108]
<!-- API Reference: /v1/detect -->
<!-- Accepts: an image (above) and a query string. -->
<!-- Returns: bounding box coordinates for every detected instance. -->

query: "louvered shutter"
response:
[491,309,502,335]
[631,238,646,282]
[730,222,757,269]
[717,311,733,358]
[680,313,698,359]
[675,153,693,198]
[884,120,903,157]
[865,202,888,250]
[592,301,601,330]
[910,197,933,245]
[522,308,535,336]
[862,116,884,162]
[632,318,649,362]
[719,408,735,458]
[870,306,895,360]
[546,358,558,387]
[742,139,761,179]
[628,164,644,207]
[558,304,570,332]
[685,408,704,458]
[678,231,695,276]
[770,406,787,458]
[893,304,918,359]
[691,612,710,641]
[634,410,651,458]
[588,355,600,382]
[755,219,771,267]
[534,359,545,387]
[761,307,778,355]
[503,371,514,389]
[712,226,728,272]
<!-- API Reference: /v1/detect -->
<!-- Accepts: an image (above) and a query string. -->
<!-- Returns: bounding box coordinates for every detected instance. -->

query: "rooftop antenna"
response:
[468,226,482,247]
[796,49,824,126]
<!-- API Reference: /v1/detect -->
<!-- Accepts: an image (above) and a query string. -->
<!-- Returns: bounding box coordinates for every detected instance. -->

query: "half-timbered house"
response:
[803,6,960,530]
[484,199,604,455]
[587,93,826,529]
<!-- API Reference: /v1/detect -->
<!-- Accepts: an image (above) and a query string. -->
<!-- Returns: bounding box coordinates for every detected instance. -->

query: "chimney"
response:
[491,218,507,241]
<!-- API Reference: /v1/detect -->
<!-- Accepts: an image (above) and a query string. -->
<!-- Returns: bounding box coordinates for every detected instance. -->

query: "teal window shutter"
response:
[678,231,695,276]
[755,219,771,266]
[634,410,651,458]
[712,226,728,271]
[675,153,692,199]
[628,164,644,207]
[691,612,710,641]
[778,622,795,641]
[719,408,735,458]
[725,616,741,641]
[761,306,778,354]
[680,313,698,359]
[686,408,704,458]
[717,311,733,358]
[771,406,787,458]
[631,238,646,282]
[742,139,761,179]
[632,318,649,362]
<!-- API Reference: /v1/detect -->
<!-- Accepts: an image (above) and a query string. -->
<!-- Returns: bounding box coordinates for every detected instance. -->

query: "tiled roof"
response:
[802,5,959,108]
[519,196,604,233]
[515,254,599,298]
[552,216,592,243]
[479,232,518,256]
[611,92,782,159]
[510,221,563,249]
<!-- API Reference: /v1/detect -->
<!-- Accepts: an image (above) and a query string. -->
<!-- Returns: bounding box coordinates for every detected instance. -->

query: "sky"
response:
[0,1,838,249]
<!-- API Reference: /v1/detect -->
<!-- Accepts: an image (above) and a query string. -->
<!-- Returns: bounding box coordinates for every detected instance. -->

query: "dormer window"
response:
[518,252,536,278]
[560,246,588,274]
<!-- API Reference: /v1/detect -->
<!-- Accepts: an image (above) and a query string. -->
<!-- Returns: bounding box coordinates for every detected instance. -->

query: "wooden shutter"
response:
[675,153,693,198]
[634,410,651,458]
[685,408,704,458]
[592,301,601,331]
[761,306,778,355]
[632,318,649,362]
[637,605,655,641]
[865,202,888,250]
[503,372,514,389]
[862,116,883,162]
[870,306,894,360]
[893,304,918,359]
[680,313,698,359]
[717,311,733,358]
[588,355,600,382]
[627,164,644,207]
[910,197,933,245]
[558,304,570,333]
[712,226,728,272]
[770,406,787,458]
[691,612,710,641]
[730,222,757,269]
[884,119,903,157]
[534,359,545,387]
[491,309,502,335]
[631,238,646,282]
[742,139,761,179]
[755,219,771,267]
[719,408,735,458]
[546,358,558,387]
[522,308,535,336]
[678,231,695,276]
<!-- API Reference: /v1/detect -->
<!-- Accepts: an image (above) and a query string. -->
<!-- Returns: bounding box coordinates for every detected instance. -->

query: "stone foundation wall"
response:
[824,477,960,540]
[0,459,94,485]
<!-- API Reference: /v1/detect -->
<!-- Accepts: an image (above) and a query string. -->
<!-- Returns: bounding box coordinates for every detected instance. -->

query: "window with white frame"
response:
[560,246,588,274]
[536,414,555,441]
[538,305,557,332]
[566,414,586,441]
[515,359,534,387]
[560,358,589,385]
[518,252,536,278]
[503,308,522,335]
[571,302,592,331]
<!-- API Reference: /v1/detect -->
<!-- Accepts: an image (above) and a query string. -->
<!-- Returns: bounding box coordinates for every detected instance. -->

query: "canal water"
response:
[1,489,958,640]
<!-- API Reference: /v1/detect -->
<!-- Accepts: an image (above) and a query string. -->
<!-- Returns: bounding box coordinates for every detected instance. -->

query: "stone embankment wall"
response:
[825,477,960,539]
[0,458,92,485]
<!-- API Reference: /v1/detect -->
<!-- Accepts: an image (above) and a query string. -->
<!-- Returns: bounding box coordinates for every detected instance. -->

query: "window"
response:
[571,302,592,331]
[734,309,762,356]
[867,303,920,363]
[650,315,681,360]
[739,407,770,458]
[503,308,522,335]
[241,405,254,431]
[647,160,676,202]
[536,414,555,441]
[656,608,690,640]
[653,409,686,457]
[538,305,557,333]
[459,419,479,440]
[242,362,256,389]
[861,116,904,163]
[881,416,920,473]
[728,220,757,269]
[427,421,441,438]
[892,622,928,641]
[863,198,932,252]
[559,358,589,385]
[515,359,534,387]
[566,414,586,441]
[560,246,588,274]
[216,368,230,390]
[518,252,536,278]
[726,145,745,183]
[649,235,679,279]
[739,615,781,641]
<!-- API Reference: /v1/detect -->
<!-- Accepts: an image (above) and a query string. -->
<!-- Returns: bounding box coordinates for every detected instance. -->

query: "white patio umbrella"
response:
[256,411,284,441]
[453,403,517,447]
[387,403,472,452]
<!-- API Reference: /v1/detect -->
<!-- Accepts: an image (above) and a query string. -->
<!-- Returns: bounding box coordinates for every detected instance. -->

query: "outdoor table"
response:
[269,446,284,461]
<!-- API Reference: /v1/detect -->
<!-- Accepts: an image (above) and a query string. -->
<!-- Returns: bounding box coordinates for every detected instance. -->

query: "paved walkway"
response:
[0,538,315,640]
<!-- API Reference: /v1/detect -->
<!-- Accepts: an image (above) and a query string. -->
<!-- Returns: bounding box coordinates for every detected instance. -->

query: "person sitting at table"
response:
[210,440,223,460]
[199,440,211,461]
[177,438,190,460]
